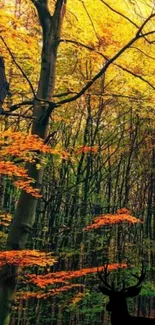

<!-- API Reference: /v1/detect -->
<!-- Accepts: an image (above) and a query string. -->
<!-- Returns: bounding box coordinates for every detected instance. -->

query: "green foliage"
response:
[0,231,8,249]
[141,282,155,297]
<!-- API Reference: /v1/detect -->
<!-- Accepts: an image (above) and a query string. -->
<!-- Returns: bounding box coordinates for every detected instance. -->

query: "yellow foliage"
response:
[0,213,12,227]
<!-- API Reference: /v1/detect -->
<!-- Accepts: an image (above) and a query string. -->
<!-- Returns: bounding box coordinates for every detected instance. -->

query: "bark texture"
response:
[0,1,67,323]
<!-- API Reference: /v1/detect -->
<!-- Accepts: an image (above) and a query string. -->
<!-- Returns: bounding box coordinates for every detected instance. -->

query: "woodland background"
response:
[1,0,155,324]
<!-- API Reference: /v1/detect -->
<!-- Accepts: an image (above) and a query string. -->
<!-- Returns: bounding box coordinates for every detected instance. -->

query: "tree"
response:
[1,0,155,323]
[0,1,67,323]
[0,57,9,114]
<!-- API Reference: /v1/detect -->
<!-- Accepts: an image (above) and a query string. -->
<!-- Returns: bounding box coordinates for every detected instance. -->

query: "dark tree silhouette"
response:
[0,57,9,113]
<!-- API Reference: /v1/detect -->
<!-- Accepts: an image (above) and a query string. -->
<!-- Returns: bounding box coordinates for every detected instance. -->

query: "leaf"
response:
[84,208,143,231]
[25,263,127,288]
[0,250,56,267]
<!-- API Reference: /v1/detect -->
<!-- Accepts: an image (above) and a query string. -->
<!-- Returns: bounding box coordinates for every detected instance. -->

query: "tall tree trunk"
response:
[0,1,67,324]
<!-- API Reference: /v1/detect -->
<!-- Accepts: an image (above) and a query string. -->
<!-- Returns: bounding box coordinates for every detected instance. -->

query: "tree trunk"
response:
[0,1,67,324]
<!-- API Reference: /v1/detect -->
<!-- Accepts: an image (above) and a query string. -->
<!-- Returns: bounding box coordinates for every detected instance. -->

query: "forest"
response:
[1,0,155,324]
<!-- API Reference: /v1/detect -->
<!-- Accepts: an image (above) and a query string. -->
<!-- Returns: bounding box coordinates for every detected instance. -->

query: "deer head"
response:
[98,264,145,321]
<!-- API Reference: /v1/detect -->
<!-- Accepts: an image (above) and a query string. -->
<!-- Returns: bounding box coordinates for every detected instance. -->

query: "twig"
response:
[9,100,34,112]
[56,22,155,106]
[0,36,36,97]
[100,0,138,29]
[1,111,34,119]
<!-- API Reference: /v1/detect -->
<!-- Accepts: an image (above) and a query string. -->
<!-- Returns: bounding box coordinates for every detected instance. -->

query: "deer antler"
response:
[97,263,114,291]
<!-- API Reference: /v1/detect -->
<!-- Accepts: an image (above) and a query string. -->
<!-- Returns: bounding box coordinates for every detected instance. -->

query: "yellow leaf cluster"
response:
[16,284,84,300]
[0,213,12,227]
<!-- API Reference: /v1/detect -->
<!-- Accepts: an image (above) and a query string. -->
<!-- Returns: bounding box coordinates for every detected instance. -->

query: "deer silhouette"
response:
[98,264,155,324]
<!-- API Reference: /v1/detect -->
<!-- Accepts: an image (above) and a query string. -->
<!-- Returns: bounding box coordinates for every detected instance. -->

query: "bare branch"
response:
[100,0,139,29]
[56,19,155,106]
[79,0,99,39]
[9,100,34,112]
[53,91,77,97]
[60,38,155,91]
[137,13,155,36]
[130,46,155,60]
[0,36,57,108]
[2,111,34,119]
[115,63,155,90]
[0,36,36,97]
[44,131,57,144]
[59,38,107,60]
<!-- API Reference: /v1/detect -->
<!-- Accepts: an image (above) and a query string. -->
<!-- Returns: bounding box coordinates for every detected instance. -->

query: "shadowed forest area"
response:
[1,0,155,324]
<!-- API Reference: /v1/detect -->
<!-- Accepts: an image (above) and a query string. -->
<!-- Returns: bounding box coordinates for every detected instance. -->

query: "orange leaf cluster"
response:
[0,213,12,227]
[70,292,85,305]
[0,131,52,160]
[74,145,98,155]
[0,161,28,178]
[50,148,70,160]
[0,131,69,161]
[84,208,143,231]
[0,131,70,196]
[16,264,127,300]
[13,180,42,198]
[16,284,84,300]
[25,263,127,288]
[0,162,42,197]
[0,250,56,267]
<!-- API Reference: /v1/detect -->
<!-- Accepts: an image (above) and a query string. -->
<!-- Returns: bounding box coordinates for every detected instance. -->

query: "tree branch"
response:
[31,0,51,43]
[0,36,57,108]
[115,63,155,90]
[137,13,155,36]
[100,0,139,29]
[130,46,155,60]
[2,111,34,119]
[79,0,99,39]
[1,8,155,116]
[54,0,67,17]
[59,38,107,60]
[56,21,155,106]
[0,36,36,97]
[60,37,155,92]
[9,100,34,112]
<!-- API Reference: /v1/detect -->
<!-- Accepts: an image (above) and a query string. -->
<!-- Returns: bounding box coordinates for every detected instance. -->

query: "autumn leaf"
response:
[0,131,70,196]
[0,213,12,227]
[84,208,143,231]
[74,145,98,154]
[0,250,56,267]
[16,284,84,300]
[69,292,85,305]
[25,263,127,288]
